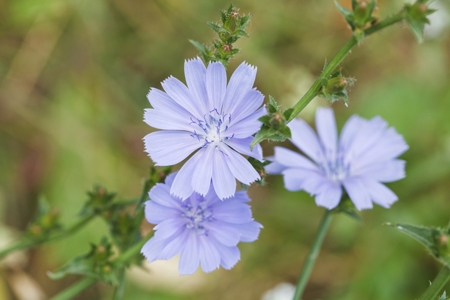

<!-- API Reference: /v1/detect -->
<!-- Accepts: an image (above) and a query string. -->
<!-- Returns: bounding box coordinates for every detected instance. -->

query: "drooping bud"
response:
[269,112,284,130]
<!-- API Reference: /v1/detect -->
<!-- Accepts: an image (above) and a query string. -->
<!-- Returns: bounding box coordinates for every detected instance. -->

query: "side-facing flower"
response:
[141,173,262,275]
[266,107,408,210]
[144,58,265,200]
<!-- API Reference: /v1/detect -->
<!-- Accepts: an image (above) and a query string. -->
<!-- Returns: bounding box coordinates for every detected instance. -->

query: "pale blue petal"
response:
[355,127,408,166]
[184,58,209,110]
[315,107,338,159]
[206,221,241,246]
[154,218,186,240]
[143,131,202,166]
[147,88,187,113]
[221,145,260,185]
[192,147,214,196]
[222,62,257,114]
[144,201,181,224]
[338,115,367,154]
[198,235,221,273]
[159,229,189,260]
[360,178,398,208]
[225,137,263,160]
[229,89,264,126]
[211,201,252,223]
[171,150,203,199]
[162,76,203,118]
[314,182,342,209]
[230,220,262,242]
[265,156,287,175]
[230,190,251,203]
[273,147,319,171]
[288,118,324,163]
[281,168,325,192]
[164,173,177,186]
[141,237,171,262]
[144,108,192,131]
[225,106,266,138]
[179,232,200,275]
[209,238,240,270]
[149,183,182,209]
[354,160,406,182]
[206,62,227,110]
[342,177,373,210]
[212,150,236,199]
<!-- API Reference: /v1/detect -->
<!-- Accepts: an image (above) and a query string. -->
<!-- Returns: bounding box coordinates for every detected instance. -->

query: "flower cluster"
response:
[266,108,408,210]
[142,58,265,274]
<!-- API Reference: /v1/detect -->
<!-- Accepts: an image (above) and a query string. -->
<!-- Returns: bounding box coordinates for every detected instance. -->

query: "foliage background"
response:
[0,0,449,299]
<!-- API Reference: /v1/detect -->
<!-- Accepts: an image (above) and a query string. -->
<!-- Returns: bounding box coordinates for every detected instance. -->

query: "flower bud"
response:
[437,234,450,256]
[323,77,349,95]
[269,112,285,130]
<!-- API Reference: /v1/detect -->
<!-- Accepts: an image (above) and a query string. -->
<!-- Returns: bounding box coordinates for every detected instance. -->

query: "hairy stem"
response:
[287,10,406,122]
[293,209,333,300]
[419,266,450,300]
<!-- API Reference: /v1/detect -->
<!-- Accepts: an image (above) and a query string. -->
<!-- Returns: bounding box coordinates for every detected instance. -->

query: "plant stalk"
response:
[293,209,333,300]
[419,266,450,300]
[287,11,406,122]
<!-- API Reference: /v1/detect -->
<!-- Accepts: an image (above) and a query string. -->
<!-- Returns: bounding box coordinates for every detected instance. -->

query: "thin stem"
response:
[50,277,97,300]
[419,266,450,300]
[287,11,406,123]
[113,235,149,265]
[293,210,333,300]
[0,214,95,260]
[112,268,126,300]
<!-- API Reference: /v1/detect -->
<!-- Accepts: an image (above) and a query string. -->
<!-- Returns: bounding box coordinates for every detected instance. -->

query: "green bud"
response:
[269,112,285,130]
[324,77,349,94]
[437,234,450,256]
[29,224,43,237]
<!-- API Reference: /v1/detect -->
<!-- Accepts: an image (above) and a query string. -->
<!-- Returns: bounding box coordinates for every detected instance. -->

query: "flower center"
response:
[181,196,213,236]
[319,152,350,183]
[190,109,233,148]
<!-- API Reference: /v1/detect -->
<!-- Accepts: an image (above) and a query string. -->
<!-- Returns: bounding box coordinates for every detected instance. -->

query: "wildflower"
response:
[141,173,262,275]
[266,108,408,210]
[144,58,265,200]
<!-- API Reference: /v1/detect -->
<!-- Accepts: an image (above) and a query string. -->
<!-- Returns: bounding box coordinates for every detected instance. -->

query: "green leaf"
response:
[207,22,228,34]
[334,0,355,28]
[251,127,288,149]
[268,96,278,113]
[386,223,437,250]
[283,108,294,120]
[278,126,292,139]
[259,115,271,126]
[49,238,119,284]
[406,16,426,43]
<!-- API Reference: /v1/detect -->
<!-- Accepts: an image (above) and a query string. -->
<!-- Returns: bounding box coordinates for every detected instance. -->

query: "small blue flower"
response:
[144,58,265,200]
[266,108,409,210]
[141,173,262,275]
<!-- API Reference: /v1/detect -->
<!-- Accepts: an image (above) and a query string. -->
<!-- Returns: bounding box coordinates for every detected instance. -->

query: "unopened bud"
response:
[324,77,349,94]
[222,44,232,53]
[102,265,111,273]
[269,112,284,130]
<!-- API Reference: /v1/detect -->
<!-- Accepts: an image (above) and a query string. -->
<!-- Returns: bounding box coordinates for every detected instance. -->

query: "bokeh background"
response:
[0,0,449,299]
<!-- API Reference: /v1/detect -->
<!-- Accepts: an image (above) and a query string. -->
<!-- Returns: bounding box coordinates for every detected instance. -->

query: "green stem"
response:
[113,236,149,265]
[50,277,97,300]
[287,10,406,123]
[419,266,450,300]
[112,268,126,300]
[293,210,333,300]
[0,214,95,260]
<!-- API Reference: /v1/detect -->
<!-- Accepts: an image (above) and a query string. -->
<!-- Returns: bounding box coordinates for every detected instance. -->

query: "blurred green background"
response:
[0,0,449,299]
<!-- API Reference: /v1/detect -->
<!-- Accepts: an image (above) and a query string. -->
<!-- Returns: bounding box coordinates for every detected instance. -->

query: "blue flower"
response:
[141,173,262,275]
[144,58,265,200]
[266,108,408,210]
